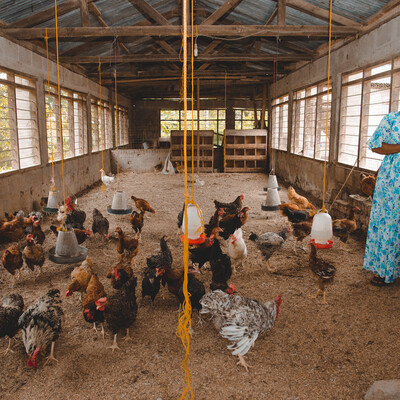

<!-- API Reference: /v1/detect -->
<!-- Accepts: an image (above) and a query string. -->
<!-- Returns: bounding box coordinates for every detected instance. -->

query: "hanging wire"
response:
[224,70,227,168]
[322,0,333,212]
[54,0,66,207]
[113,29,120,178]
[99,57,105,192]
[45,28,56,191]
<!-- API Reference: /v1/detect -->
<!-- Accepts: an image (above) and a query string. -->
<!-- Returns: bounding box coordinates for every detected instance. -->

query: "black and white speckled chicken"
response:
[200,290,282,371]
[19,289,64,368]
[0,293,24,355]
[249,228,288,269]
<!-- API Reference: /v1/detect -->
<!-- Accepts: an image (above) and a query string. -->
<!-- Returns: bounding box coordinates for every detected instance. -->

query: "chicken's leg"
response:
[92,322,97,333]
[322,288,327,305]
[108,334,121,352]
[1,338,14,355]
[43,342,58,366]
[314,289,322,299]
[237,355,251,372]
[123,328,132,342]
[100,323,105,339]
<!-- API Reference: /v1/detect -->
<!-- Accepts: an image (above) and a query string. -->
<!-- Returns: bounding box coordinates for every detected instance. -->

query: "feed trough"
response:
[107,191,132,215]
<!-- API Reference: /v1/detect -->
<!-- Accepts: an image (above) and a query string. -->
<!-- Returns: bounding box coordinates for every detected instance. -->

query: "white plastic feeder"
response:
[49,230,88,264]
[181,203,206,245]
[43,190,59,213]
[264,172,281,191]
[107,191,132,215]
[262,188,281,211]
[310,209,333,248]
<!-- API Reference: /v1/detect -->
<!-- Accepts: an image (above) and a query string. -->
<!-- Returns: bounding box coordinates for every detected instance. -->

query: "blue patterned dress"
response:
[363,111,400,283]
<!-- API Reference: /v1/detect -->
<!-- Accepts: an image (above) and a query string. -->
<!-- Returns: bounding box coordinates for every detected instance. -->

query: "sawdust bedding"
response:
[0,172,399,400]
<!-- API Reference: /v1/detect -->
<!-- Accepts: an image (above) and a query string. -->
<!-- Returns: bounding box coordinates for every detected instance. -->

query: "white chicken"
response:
[227,228,247,272]
[100,169,115,186]
[200,290,282,372]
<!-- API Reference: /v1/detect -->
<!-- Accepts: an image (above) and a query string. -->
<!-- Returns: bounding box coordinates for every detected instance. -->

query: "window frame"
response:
[271,94,289,151]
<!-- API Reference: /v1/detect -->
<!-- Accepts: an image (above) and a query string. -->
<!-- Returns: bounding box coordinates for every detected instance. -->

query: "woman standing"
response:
[363,111,400,285]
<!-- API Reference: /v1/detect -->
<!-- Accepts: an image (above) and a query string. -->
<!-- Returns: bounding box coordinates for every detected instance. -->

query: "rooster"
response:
[19,289,64,367]
[0,293,24,355]
[200,290,282,372]
[227,228,247,272]
[287,186,315,210]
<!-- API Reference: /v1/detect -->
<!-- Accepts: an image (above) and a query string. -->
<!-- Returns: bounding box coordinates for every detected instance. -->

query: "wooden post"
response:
[197,77,200,174]
[261,83,267,129]
[253,87,258,128]
[277,0,286,25]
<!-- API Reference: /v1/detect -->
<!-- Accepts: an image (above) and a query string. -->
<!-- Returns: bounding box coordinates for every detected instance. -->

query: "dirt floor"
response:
[0,171,399,400]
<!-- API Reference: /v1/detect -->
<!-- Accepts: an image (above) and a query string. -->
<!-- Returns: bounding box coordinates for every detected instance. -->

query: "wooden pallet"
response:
[224,129,267,172]
[170,130,214,172]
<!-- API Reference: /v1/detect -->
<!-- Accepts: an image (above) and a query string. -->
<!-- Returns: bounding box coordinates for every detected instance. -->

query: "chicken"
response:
[249,228,288,270]
[175,161,185,174]
[23,234,45,274]
[177,273,206,311]
[0,293,24,354]
[146,236,172,270]
[115,227,139,261]
[332,207,360,250]
[0,211,30,243]
[141,266,161,305]
[361,172,378,200]
[309,242,336,305]
[189,234,217,271]
[92,208,110,239]
[131,195,156,214]
[292,218,313,253]
[219,207,250,240]
[214,194,244,216]
[209,239,235,294]
[130,211,144,239]
[200,290,282,371]
[176,202,185,233]
[287,186,315,210]
[100,169,115,186]
[50,225,92,245]
[82,273,106,336]
[95,276,138,351]
[19,289,64,367]
[31,220,45,245]
[65,257,94,297]
[106,258,134,290]
[278,204,310,224]
[227,228,247,271]
[204,208,224,237]
[1,245,24,286]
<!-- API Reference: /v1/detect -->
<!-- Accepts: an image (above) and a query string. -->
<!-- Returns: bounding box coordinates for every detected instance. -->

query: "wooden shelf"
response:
[224,129,267,173]
[170,130,214,172]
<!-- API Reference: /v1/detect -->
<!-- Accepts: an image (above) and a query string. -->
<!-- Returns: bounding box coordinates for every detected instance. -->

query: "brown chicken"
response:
[0,212,32,243]
[204,209,224,237]
[1,245,24,286]
[130,211,144,239]
[292,217,314,253]
[219,207,250,240]
[288,186,315,210]
[106,258,134,290]
[82,273,107,336]
[332,207,359,250]
[309,242,336,305]
[361,173,377,199]
[115,227,139,261]
[214,194,244,216]
[31,220,45,245]
[131,196,155,214]
[66,257,94,297]
[23,234,45,274]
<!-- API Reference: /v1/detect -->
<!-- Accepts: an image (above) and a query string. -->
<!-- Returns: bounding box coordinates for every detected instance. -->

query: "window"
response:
[0,69,40,173]
[115,105,129,146]
[234,108,268,130]
[291,82,331,160]
[46,84,87,160]
[160,109,226,146]
[339,62,392,170]
[271,95,289,150]
[91,99,112,152]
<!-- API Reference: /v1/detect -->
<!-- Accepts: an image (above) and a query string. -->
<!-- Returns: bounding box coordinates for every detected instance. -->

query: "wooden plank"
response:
[261,82,267,128]
[201,0,243,25]
[277,0,286,25]
[364,0,400,25]
[362,1,400,32]
[128,0,170,25]
[2,25,360,39]
[79,0,91,26]
[225,144,267,149]
[225,129,268,136]
[265,7,278,25]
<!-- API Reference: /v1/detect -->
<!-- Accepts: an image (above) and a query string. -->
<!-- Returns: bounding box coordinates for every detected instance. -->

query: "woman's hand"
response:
[371,142,400,155]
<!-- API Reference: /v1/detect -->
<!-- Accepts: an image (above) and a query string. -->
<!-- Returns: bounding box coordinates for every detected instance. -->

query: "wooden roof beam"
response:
[5,25,359,39]
[201,0,244,25]
[362,0,400,32]
[128,0,170,25]
[79,0,91,27]
[277,0,286,25]
[265,7,278,25]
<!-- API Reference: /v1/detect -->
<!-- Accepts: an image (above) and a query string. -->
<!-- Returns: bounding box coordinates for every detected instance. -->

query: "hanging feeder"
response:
[180,203,206,245]
[43,189,59,213]
[107,191,132,215]
[310,209,333,249]
[262,188,281,211]
[264,172,281,192]
[49,229,88,264]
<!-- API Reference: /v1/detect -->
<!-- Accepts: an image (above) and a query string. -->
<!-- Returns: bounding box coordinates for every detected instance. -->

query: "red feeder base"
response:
[309,239,334,249]
[180,234,206,245]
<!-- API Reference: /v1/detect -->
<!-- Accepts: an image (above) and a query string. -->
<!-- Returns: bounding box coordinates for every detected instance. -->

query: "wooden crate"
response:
[170,130,214,172]
[224,129,267,172]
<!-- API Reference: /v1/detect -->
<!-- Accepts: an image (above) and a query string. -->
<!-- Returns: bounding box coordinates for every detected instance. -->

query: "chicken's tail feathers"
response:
[249,232,258,242]
[149,208,156,214]
[221,325,259,356]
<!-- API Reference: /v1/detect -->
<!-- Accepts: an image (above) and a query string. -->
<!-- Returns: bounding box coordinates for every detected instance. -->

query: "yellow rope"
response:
[176,0,193,397]
[224,70,227,168]
[99,57,105,192]
[114,69,119,176]
[54,0,65,207]
[191,0,195,199]
[45,28,55,191]
[322,0,333,212]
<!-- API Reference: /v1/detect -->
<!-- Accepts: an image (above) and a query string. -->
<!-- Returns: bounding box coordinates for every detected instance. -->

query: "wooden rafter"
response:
[2,25,360,39]
[128,0,170,25]
[201,0,244,25]
[277,0,286,25]
[265,7,278,25]
[79,0,91,27]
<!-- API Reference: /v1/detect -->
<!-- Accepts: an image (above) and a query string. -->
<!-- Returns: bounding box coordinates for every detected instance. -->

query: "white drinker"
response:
[55,230,80,257]
[266,174,279,190]
[311,210,333,244]
[47,190,59,209]
[111,191,128,210]
[265,188,281,208]
[182,203,203,240]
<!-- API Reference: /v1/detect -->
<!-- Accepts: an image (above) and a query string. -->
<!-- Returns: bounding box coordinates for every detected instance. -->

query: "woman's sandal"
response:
[370,275,386,286]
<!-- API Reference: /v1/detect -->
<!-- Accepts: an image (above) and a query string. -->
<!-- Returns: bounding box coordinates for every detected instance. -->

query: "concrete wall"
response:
[270,15,400,215]
[111,149,169,173]
[0,36,131,215]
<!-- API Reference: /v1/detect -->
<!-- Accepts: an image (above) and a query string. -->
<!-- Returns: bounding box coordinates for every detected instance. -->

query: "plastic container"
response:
[310,209,333,245]
[181,203,204,240]
[55,230,81,257]
[111,191,128,210]
[262,188,281,211]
